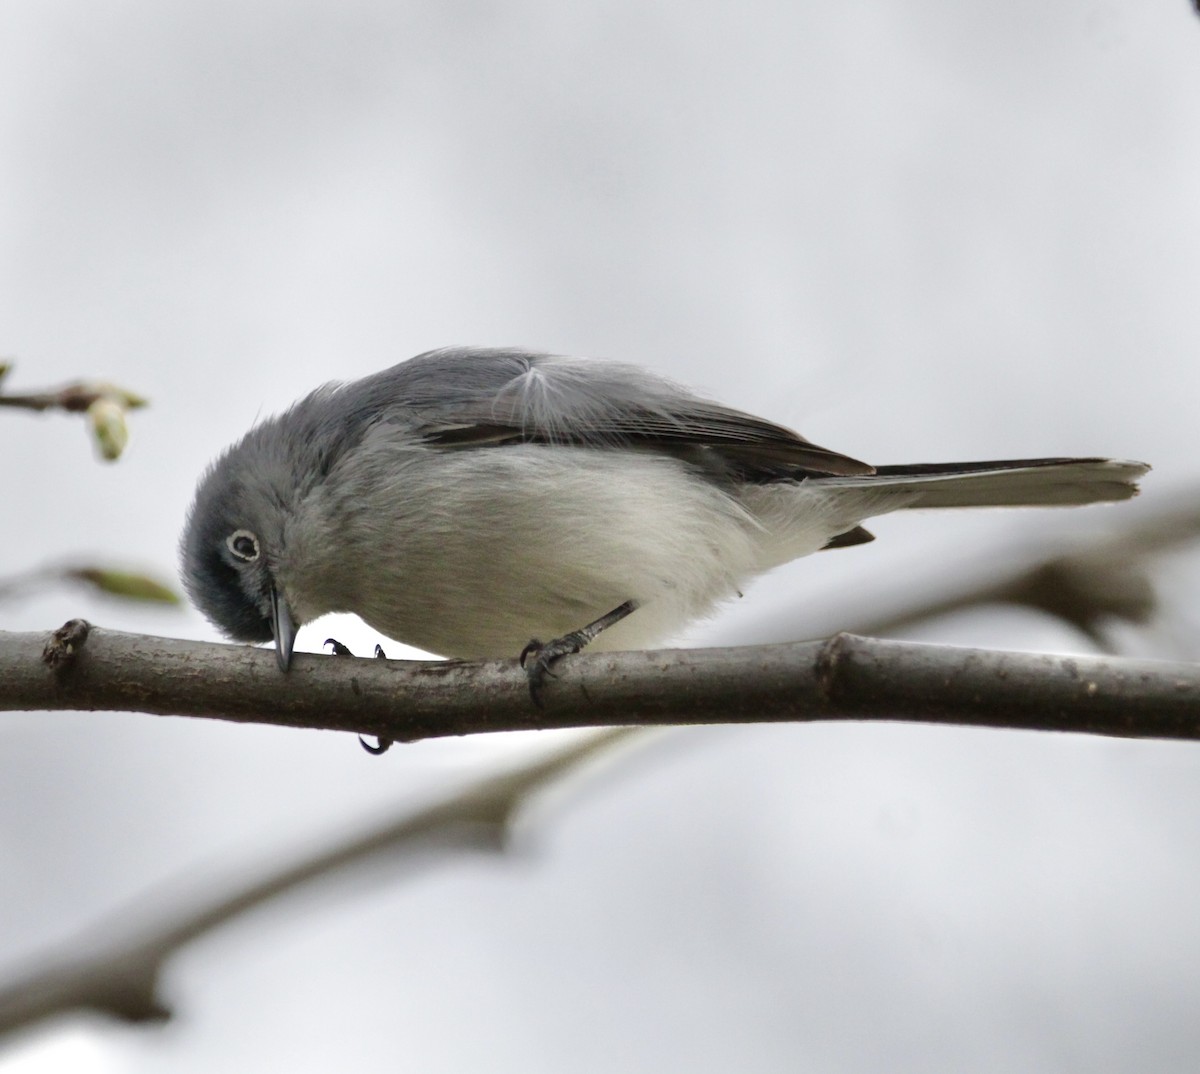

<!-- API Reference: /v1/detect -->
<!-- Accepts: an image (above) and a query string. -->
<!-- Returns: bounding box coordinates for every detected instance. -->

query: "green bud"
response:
[87,397,129,460]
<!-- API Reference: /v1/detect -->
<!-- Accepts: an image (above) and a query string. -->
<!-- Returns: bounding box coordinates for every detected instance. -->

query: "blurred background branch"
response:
[847,494,1200,649]
[0,728,645,1039]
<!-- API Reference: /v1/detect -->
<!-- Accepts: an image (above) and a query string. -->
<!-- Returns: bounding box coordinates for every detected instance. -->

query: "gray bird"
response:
[181,347,1148,686]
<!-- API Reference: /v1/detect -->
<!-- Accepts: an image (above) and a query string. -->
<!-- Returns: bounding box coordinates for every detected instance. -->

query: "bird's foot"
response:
[324,638,393,755]
[517,600,638,707]
[520,633,578,708]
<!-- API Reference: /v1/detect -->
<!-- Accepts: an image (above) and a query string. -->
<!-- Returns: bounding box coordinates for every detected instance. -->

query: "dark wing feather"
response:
[363,347,874,478]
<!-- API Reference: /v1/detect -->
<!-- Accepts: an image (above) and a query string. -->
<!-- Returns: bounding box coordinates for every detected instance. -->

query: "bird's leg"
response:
[519,599,638,707]
[324,638,393,755]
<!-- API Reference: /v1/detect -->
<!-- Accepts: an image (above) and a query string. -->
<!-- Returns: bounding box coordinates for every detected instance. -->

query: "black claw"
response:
[359,735,393,755]
[523,654,553,709]
[325,638,354,656]
[519,638,553,709]
[374,644,387,659]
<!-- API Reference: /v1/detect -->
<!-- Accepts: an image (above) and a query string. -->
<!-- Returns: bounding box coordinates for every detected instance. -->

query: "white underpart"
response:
[280,440,843,657]
[277,437,1145,659]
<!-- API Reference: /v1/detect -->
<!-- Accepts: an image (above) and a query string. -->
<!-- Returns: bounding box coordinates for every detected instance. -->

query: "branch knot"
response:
[816,631,855,702]
[42,619,91,671]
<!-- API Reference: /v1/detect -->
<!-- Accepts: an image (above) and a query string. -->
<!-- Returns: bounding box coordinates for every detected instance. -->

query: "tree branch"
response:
[3,623,1198,742]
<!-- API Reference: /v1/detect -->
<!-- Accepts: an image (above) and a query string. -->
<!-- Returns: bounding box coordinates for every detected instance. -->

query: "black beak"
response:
[270,587,297,671]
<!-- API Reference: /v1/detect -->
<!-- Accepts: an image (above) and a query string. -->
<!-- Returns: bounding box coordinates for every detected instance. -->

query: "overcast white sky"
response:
[2,2,1200,1071]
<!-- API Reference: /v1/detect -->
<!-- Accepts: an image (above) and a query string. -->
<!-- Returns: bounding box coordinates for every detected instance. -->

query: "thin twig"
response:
[0,380,145,413]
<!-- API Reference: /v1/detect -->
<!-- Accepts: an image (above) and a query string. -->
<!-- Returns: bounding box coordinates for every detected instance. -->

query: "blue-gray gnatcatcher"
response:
[181,347,1148,687]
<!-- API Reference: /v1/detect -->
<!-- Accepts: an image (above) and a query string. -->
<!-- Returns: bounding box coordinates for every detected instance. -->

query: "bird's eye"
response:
[226,529,260,562]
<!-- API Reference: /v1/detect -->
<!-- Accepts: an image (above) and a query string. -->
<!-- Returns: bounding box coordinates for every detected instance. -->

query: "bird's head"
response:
[180,432,300,670]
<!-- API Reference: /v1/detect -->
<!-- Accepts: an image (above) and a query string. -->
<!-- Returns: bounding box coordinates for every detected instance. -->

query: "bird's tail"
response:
[815,457,1148,509]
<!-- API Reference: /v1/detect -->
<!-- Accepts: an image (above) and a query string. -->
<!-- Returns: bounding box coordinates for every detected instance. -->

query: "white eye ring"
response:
[226,529,261,562]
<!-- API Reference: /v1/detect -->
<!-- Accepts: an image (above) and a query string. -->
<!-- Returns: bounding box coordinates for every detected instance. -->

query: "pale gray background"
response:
[2,1,1199,1071]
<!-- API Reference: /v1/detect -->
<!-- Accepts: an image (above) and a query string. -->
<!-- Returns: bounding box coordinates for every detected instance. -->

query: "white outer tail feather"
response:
[817,458,1149,510]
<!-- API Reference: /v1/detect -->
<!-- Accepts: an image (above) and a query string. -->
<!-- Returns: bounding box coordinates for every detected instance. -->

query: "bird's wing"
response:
[364,347,874,478]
